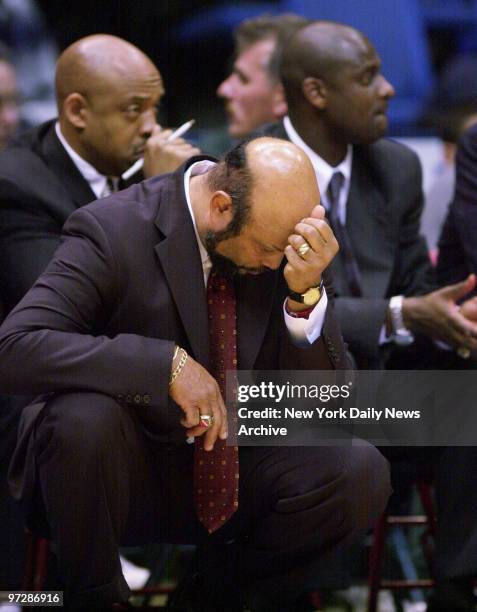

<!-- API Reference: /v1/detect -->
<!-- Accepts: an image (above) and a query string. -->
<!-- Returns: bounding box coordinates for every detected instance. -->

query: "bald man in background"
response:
[0,34,199,592]
[0,34,200,313]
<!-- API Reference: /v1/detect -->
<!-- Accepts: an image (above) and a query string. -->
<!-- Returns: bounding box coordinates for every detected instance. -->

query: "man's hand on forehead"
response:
[308,204,326,221]
[284,205,338,296]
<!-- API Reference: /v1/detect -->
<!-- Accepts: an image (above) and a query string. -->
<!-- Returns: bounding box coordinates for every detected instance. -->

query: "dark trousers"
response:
[22,391,391,609]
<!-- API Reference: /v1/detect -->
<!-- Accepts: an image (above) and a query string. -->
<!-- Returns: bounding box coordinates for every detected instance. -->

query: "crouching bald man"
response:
[0,137,390,611]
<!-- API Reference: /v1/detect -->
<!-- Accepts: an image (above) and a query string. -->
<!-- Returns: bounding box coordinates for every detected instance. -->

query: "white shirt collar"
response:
[184,160,216,284]
[283,115,353,223]
[55,122,111,199]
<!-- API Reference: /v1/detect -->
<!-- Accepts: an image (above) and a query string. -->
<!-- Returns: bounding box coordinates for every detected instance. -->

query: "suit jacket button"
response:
[126,394,132,403]
[133,394,141,404]
[143,394,151,405]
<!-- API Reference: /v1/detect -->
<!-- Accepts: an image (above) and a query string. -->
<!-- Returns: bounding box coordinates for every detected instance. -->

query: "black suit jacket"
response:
[0,120,96,313]
[0,158,348,498]
[437,124,477,292]
[261,122,435,366]
[0,119,140,315]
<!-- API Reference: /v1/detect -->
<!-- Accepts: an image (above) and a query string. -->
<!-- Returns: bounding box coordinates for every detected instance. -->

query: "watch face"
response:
[303,287,321,306]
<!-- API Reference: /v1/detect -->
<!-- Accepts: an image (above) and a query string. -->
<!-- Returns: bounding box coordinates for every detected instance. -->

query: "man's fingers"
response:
[445,309,477,347]
[216,388,228,440]
[440,274,476,302]
[284,244,306,268]
[180,407,200,429]
[294,220,333,248]
[452,308,477,338]
[309,204,326,220]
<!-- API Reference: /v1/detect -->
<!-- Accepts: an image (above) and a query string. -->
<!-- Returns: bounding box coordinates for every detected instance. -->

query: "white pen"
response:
[121,118,196,181]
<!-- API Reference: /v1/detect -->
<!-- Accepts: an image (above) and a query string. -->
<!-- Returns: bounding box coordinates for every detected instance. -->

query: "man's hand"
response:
[402,274,477,350]
[142,125,201,178]
[284,204,338,300]
[460,294,477,322]
[169,349,227,450]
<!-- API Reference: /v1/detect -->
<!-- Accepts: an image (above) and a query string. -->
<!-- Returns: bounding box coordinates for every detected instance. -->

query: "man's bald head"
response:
[247,136,318,225]
[201,136,320,275]
[280,21,368,107]
[55,34,164,176]
[207,136,318,231]
[55,34,163,111]
[279,21,395,151]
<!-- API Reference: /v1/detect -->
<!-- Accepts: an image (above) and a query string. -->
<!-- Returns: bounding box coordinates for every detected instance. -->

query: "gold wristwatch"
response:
[288,279,324,306]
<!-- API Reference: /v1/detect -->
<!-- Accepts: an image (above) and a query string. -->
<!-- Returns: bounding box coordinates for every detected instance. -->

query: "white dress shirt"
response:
[283,116,353,224]
[184,160,327,345]
[55,122,116,198]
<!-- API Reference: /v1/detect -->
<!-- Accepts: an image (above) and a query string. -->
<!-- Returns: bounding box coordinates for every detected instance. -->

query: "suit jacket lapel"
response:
[345,147,395,298]
[41,122,97,208]
[153,160,211,367]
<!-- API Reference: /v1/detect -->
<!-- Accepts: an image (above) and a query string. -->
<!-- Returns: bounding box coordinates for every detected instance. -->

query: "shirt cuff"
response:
[283,288,328,346]
[379,324,392,345]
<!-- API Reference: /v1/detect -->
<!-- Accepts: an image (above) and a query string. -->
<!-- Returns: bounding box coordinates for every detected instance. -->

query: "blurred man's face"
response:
[0,60,19,151]
[217,39,286,139]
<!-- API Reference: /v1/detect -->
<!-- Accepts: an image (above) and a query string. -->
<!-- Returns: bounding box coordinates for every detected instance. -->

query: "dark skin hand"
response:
[402,274,477,351]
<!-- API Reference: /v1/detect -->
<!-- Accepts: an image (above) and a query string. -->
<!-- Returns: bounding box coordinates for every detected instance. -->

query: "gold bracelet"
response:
[169,348,188,386]
[173,345,179,361]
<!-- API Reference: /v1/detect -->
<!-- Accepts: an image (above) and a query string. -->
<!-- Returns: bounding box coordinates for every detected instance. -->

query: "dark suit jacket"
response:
[0,119,142,495]
[437,124,477,292]
[0,158,348,499]
[261,122,435,366]
[0,119,140,315]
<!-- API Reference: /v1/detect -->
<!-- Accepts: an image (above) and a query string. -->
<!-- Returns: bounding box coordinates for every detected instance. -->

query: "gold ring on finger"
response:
[199,414,214,428]
[457,347,471,359]
[297,242,311,259]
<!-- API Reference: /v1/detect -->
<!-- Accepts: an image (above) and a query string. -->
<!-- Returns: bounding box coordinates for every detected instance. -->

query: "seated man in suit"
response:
[217,13,308,141]
[0,33,200,313]
[0,137,390,611]
[260,20,477,611]
[0,34,199,592]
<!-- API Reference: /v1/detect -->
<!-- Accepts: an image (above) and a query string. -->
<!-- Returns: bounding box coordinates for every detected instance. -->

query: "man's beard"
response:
[204,231,269,277]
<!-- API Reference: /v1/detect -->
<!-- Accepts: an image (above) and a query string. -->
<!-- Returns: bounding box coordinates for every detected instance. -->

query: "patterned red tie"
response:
[194,269,239,533]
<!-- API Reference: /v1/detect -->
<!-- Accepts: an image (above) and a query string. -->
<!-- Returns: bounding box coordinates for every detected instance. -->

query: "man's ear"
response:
[63,93,88,130]
[302,77,327,110]
[209,191,234,231]
[271,83,288,119]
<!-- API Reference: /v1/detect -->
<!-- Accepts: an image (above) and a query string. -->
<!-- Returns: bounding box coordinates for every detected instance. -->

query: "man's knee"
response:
[342,443,391,533]
[36,392,126,457]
